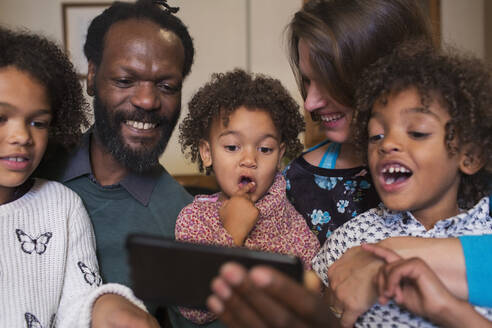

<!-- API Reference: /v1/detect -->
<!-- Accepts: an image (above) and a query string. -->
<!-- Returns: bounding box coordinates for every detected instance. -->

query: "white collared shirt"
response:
[313,197,492,327]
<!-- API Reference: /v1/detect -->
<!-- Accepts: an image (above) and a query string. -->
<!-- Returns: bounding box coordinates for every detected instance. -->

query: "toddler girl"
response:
[177,69,320,324]
[0,28,156,327]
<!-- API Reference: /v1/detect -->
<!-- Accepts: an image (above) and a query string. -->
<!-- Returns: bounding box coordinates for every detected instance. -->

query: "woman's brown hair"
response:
[287,0,433,108]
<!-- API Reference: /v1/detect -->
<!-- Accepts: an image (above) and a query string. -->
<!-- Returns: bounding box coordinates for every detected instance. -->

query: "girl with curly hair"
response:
[0,27,158,327]
[177,69,320,324]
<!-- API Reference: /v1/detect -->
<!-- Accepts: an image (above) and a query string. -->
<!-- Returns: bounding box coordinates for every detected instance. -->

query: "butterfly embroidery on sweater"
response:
[15,229,52,255]
[25,312,55,328]
[77,261,102,286]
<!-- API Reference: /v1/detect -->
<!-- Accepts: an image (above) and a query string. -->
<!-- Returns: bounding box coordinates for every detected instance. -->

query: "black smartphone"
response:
[126,234,303,309]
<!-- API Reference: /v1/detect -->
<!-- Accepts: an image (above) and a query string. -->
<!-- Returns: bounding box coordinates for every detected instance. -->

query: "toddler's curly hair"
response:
[0,27,89,150]
[179,69,305,173]
[353,41,491,208]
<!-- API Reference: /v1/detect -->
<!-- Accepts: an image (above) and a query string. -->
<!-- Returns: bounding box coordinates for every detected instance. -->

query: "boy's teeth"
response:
[125,120,156,130]
[382,164,410,174]
[385,177,395,184]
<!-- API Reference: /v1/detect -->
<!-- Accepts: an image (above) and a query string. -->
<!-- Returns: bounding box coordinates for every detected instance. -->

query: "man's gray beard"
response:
[92,95,179,173]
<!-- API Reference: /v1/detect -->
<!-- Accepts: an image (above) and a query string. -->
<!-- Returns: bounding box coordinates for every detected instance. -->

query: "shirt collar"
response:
[60,130,164,206]
[380,197,490,231]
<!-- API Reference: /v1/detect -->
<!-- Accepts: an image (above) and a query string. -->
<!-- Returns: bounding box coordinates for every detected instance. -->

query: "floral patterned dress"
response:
[283,155,380,246]
[175,173,320,324]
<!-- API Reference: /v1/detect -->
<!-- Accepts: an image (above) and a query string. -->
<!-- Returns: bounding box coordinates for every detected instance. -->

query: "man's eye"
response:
[225,145,238,151]
[158,82,181,94]
[409,131,430,139]
[0,115,6,123]
[258,147,273,154]
[368,134,384,143]
[115,79,133,87]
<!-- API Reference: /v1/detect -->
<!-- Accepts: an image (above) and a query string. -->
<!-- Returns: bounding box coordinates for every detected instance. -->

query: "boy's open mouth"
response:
[380,163,413,185]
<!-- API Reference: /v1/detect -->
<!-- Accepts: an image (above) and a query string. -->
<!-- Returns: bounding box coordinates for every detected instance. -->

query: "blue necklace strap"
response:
[305,139,331,153]
[319,142,341,169]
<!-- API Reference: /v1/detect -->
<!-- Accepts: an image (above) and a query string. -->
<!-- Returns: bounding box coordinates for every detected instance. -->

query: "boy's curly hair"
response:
[353,41,492,208]
[179,69,305,173]
[0,27,90,150]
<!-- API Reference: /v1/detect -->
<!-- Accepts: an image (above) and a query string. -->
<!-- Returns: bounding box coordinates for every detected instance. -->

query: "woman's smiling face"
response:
[298,39,354,144]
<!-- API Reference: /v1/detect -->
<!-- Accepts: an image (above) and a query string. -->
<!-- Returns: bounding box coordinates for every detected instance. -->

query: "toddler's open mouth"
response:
[239,175,253,187]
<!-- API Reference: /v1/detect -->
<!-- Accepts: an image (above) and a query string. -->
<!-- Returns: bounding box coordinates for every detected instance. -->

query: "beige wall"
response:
[440,0,485,58]
[0,0,487,175]
[485,0,492,65]
[0,0,302,175]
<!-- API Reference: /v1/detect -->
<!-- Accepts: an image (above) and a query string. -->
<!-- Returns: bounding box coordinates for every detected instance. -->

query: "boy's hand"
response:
[362,243,488,328]
[219,182,259,246]
[91,294,159,328]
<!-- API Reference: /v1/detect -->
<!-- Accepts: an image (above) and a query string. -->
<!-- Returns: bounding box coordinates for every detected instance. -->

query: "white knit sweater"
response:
[0,179,146,327]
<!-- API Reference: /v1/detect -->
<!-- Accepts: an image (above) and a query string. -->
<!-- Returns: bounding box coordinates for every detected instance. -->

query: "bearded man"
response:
[36,1,225,327]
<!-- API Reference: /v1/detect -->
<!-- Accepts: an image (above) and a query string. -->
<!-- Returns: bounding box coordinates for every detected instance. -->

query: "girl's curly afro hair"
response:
[0,27,90,150]
[179,69,305,173]
[353,41,492,208]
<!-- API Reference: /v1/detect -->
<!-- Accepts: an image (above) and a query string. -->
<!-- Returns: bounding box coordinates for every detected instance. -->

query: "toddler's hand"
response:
[219,181,259,246]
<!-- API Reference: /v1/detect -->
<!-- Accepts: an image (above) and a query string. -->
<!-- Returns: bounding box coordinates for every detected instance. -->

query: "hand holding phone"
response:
[126,234,303,309]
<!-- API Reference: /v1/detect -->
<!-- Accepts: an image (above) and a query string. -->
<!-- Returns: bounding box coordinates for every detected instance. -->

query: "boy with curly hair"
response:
[312,42,492,327]
[177,69,320,324]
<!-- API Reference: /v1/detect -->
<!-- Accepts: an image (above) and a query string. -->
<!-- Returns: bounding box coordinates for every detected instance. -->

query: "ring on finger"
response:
[329,305,344,319]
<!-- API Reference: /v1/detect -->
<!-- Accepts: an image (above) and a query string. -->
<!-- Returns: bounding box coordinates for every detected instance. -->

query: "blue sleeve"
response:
[459,234,492,307]
[488,176,491,214]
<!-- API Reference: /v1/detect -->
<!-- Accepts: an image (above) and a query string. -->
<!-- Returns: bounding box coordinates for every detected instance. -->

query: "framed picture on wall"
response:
[62,2,111,78]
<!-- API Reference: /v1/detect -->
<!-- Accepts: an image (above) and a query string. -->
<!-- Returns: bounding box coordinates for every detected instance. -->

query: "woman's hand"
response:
[326,244,383,327]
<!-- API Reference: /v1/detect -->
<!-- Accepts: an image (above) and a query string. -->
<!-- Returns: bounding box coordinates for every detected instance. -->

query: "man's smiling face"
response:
[88,19,184,172]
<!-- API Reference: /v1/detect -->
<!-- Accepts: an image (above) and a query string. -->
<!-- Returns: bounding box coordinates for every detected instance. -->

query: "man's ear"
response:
[277,143,286,170]
[199,139,213,168]
[86,61,96,97]
[459,143,485,175]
